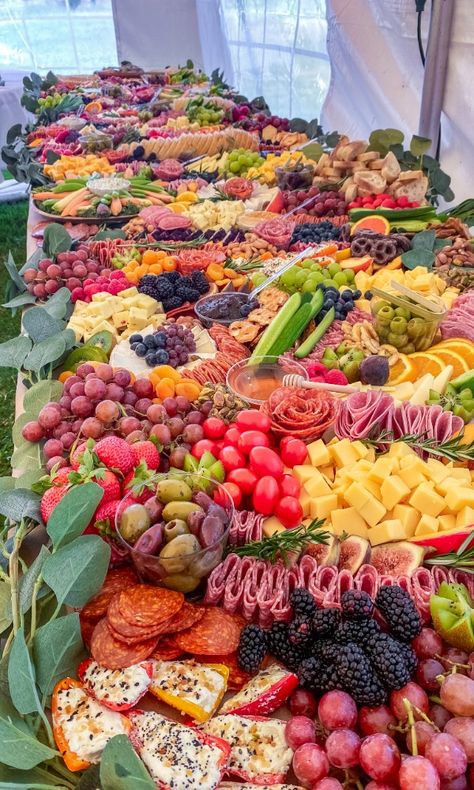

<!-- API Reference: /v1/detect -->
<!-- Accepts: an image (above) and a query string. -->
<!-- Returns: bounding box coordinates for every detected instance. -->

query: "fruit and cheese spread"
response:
[54,685,128,763]
[203,714,293,780]
[220,664,288,712]
[81,660,151,706]
[151,659,226,714]
[131,710,225,789]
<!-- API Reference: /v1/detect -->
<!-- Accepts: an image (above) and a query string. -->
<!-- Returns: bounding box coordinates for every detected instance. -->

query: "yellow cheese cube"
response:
[307,439,331,467]
[304,474,331,498]
[363,479,382,501]
[388,443,416,460]
[364,447,376,463]
[449,467,472,483]
[455,506,474,529]
[310,494,339,520]
[438,514,456,531]
[299,490,311,518]
[368,457,396,484]
[409,483,445,518]
[119,287,139,298]
[445,486,474,512]
[320,465,335,483]
[358,496,387,528]
[392,504,420,536]
[351,440,370,459]
[344,483,372,510]
[398,463,427,489]
[414,514,439,535]
[112,310,129,328]
[330,439,360,469]
[381,475,411,510]
[293,466,316,484]
[435,476,467,497]
[263,516,285,537]
[425,459,452,484]
[331,507,369,539]
[369,519,406,546]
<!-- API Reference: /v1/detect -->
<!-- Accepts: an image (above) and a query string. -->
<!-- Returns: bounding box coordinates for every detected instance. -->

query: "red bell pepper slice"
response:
[214,714,291,785]
[220,665,298,716]
[77,658,153,711]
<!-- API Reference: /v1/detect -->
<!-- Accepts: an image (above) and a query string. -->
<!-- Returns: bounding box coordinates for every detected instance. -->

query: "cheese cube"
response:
[368,457,396,483]
[263,516,285,537]
[449,467,472,483]
[331,507,369,539]
[438,514,456,531]
[398,464,427,489]
[365,447,376,463]
[119,287,138,298]
[388,443,416,460]
[445,486,474,512]
[435,476,467,497]
[380,475,411,510]
[426,459,452,484]
[456,506,474,529]
[351,441,370,459]
[293,466,316,484]
[299,490,311,517]
[112,310,129,328]
[369,519,406,546]
[310,494,339,520]
[307,439,331,467]
[409,483,445,518]
[330,439,360,469]
[344,483,371,510]
[320,465,335,483]
[363,479,382,501]
[304,473,331,498]
[414,514,439,535]
[392,504,419,536]
[358,496,387,528]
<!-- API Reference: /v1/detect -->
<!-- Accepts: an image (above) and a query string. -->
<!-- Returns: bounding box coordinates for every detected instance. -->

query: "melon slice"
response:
[339,255,373,273]
[351,215,391,235]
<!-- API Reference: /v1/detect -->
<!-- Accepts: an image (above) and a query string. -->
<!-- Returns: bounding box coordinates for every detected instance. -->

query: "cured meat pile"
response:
[187,325,250,386]
[260,387,339,442]
[254,218,296,250]
[151,158,184,181]
[335,390,464,447]
[229,510,265,546]
[139,205,192,232]
[441,290,474,341]
[205,553,474,626]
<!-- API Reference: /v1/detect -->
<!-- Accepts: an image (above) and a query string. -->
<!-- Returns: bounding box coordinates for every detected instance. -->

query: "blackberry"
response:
[298,656,336,695]
[397,641,418,676]
[341,590,374,620]
[268,621,307,671]
[335,618,381,646]
[334,642,387,707]
[164,271,181,284]
[311,638,339,663]
[162,296,183,311]
[288,616,313,648]
[290,588,317,618]
[178,287,200,303]
[364,632,411,691]
[237,624,267,673]
[312,608,341,637]
[375,585,422,642]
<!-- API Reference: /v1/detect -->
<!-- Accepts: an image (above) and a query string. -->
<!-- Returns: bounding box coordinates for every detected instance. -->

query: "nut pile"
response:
[224,232,278,259]
[435,237,474,290]
[195,383,248,421]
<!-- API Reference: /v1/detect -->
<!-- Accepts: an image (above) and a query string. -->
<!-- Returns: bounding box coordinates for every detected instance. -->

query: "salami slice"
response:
[81,567,138,620]
[260,388,338,442]
[117,585,184,627]
[165,603,205,634]
[151,634,184,661]
[174,608,241,655]
[90,618,159,670]
[107,594,172,643]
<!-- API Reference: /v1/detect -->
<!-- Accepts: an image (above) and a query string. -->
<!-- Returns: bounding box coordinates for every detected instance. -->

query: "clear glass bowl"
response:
[227,355,308,406]
[115,471,234,592]
[194,291,251,328]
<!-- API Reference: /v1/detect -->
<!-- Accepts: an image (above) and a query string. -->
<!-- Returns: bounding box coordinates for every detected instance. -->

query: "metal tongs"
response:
[250,247,314,299]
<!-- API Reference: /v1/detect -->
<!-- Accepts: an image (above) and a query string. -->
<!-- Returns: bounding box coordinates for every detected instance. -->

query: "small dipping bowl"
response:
[115,471,234,593]
[227,355,309,406]
[194,291,252,328]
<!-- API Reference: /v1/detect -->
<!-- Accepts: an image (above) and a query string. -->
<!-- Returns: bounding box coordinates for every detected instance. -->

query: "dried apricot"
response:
[175,382,201,400]
[154,365,182,383]
[156,378,176,399]
[141,249,160,266]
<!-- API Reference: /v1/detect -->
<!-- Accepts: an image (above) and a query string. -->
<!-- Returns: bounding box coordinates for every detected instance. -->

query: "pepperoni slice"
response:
[165,603,205,634]
[90,618,159,670]
[151,634,184,661]
[107,594,173,643]
[174,608,241,655]
[117,585,184,627]
[81,567,138,620]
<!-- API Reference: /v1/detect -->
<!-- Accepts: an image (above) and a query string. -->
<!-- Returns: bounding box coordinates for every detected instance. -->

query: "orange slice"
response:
[431,349,469,378]
[409,352,445,378]
[85,100,102,113]
[388,354,418,384]
[431,339,474,367]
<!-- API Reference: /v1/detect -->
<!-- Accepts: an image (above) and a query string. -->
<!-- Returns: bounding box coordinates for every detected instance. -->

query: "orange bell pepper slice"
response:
[52,678,92,772]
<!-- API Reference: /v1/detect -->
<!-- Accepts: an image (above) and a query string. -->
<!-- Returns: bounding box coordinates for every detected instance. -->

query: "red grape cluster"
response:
[21,362,215,472]
[22,245,129,303]
[282,187,347,217]
[238,112,290,133]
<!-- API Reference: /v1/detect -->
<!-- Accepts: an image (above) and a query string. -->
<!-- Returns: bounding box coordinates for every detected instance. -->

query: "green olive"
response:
[407,317,426,339]
[162,501,203,522]
[388,332,409,349]
[389,316,407,334]
[119,504,151,544]
[164,519,189,542]
[377,305,395,323]
[160,573,201,593]
[159,534,201,573]
[156,479,193,504]
[372,300,390,315]
[394,306,411,320]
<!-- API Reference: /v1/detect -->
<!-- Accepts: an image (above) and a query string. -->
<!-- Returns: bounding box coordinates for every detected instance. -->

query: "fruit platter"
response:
[2,61,474,790]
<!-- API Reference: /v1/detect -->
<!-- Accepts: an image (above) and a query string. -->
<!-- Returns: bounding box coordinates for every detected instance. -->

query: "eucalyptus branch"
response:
[28,573,45,644]
[8,519,28,638]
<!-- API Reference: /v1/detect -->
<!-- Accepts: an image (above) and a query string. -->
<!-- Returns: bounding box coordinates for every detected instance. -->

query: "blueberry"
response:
[318,309,328,319]
[334,311,344,320]
[324,297,336,307]
[145,353,157,367]
[342,290,353,301]
[134,343,147,357]
[155,350,169,364]
[364,290,373,300]
[317,283,326,291]
[130,343,138,352]
[144,335,157,348]
[154,332,167,348]
[353,289,362,299]
[130,333,143,344]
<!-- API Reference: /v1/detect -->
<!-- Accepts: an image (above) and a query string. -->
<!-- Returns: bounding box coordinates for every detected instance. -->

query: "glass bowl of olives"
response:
[371,292,445,353]
[115,471,234,593]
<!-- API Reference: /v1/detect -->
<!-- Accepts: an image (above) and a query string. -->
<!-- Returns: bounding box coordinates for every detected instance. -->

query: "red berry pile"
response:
[348,193,421,210]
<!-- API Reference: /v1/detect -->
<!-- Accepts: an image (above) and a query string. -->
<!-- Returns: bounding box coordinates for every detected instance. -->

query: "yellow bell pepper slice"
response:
[149,662,229,722]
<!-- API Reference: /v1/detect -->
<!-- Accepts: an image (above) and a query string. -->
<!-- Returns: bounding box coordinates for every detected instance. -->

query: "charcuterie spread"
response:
[2,60,474,790]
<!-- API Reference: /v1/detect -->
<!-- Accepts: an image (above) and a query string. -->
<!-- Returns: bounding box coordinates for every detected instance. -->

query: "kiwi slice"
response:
[86,330,115,356]
[64,345,109,371]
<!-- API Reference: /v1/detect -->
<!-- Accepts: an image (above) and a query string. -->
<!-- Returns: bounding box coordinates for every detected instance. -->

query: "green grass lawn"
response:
[0,199,28,476]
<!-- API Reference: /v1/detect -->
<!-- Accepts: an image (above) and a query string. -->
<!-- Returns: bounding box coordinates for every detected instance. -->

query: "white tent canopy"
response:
[1,0,473,202]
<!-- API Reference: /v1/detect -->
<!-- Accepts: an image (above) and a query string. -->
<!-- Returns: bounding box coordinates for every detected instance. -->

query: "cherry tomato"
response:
[214,481,242,508]
[223,427,241,447]
[202,417,226,440]
[276,495,303,528]
[219,445,246,473]
[236,410,271,433]
[249,446,284,479]
[191,439,218,459]
[279,437,308,467]
[252,475,280,515]
[227,467,258,496]
[238,430,270,454]
[280,474,301,499]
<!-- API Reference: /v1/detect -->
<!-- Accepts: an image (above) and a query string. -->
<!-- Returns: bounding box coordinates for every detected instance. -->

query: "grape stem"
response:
[403,697,418,756]
[435,653,470,670]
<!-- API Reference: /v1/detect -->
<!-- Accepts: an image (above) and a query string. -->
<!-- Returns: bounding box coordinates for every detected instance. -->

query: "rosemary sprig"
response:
[362,429,474,463]
[230,518,330,565]
[425,532,474,574]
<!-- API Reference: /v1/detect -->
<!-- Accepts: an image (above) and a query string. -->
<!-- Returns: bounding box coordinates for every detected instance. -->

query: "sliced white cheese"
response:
[202,714,293,781]
[54,686,128,764]
[151,659,226,715]
[220,664,289,713]
[132,710,225,790]
[81,660,151,707]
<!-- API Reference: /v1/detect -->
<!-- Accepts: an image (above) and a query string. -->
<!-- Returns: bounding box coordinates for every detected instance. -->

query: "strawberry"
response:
[89,499,120,536]
[68,448,121,504]
[130,441,160,470]
[122,461,157,503]
[94,437,134,476]
[40,485,68,523]
[51,466,74,486]
[93,469,121,504]
[70,441,90,470]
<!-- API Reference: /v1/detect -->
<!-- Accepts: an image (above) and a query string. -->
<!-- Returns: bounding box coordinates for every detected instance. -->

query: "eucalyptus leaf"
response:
[100,736,155,790]
[23,335,66,372]
[412,230,436,251]
[0,488,41,522]
[0,717,57,769]
[76,765,102,790]
[34,613,85,698]
[22,308,63,343]
[12,414,34,447]
[410,134,432,156]
[324,131,341,148]
[443,186,455,203]
[42,535,110,607]
[289,117,308,133]
[0,336,31,369]
[42,224,71,259]
[8,627,41,715]
[300,142,323,162]
[19,546,50,615]
[23,379,62,412]
[15,468,46,489]
[5,252,26,292]
[6,124,22,145]
[11,440,43,471]
[0,764,62,788]
[401,248,435,270]
[368,129,391,154]
[3,293,37,310]
[47,482,103,547]
[0,476,15,491]
[430,168,451,194]
[45,150,60,165]
[61,328,77,350]
[93,229,126,241]
[0,581,12,634]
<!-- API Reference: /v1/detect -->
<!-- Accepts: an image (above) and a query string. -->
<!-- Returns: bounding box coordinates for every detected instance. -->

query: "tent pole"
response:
[418,0,454,156]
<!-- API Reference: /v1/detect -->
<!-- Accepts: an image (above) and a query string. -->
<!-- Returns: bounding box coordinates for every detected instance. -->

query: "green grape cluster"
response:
[278,259,356,295]
[226,148,264,175]
[187,100,224,126]
[38,93,63,108]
